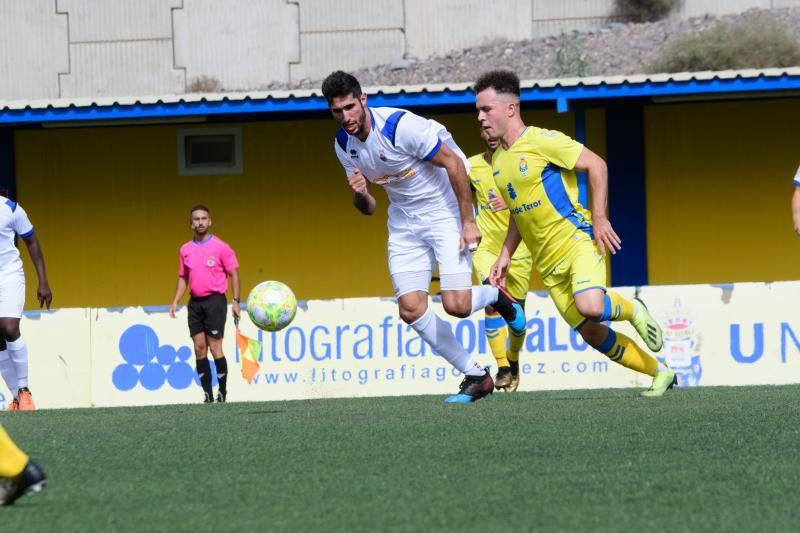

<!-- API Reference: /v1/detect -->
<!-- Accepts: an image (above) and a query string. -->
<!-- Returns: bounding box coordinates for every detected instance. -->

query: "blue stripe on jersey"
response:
[541,163,593,239]
[422,138,442,161]
[335,128,348,151]
[18,228,34,238]
[380,111,406,145]
[795,179,800,186]
[5,198,16,212]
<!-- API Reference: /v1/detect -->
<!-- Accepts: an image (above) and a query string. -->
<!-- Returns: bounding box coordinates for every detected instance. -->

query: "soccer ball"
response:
[246,281,297,332]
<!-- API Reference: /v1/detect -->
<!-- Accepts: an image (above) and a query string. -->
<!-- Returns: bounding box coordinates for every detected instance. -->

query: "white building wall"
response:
[174,0,300,90]
[0,0,68,100]
[1,0,799,99]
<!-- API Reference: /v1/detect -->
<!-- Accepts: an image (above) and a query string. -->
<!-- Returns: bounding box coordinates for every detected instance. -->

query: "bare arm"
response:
[169,277,188,318]
[229,268,241,319]
[347,170,376,215]
[489,217,523,289]
[430,143,480,251]
[574,146,621,255]
[793,186,800,236]
[22,233,52,309]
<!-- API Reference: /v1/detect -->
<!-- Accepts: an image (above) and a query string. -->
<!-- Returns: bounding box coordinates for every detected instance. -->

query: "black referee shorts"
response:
[187,292,227,339]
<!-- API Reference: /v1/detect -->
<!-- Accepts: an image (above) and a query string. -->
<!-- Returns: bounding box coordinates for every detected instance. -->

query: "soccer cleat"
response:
[640,368,677,398]
[6,399,19,412]
[492,288,527,336]
[203,392,214,404]
[631,298,663,352]
[216,391,226,403]
[444,369,494,404]
[503,360,521,392]
[495,366,513,389]
[17,388,35,411]
[0,460,47,506]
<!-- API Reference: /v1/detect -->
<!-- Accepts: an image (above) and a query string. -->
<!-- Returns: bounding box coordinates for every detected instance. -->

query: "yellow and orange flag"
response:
[236,330,262,383]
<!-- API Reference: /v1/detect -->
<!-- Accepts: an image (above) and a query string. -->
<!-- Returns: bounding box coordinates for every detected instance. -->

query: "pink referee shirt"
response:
[178,235,239,297]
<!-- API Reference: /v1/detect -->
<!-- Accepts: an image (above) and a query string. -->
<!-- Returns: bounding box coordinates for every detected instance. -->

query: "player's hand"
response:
[232,301,241,321]
[168,304,178,318]
[489,254,511,289]
[37,283,52,309]
[460,220,481,252]
[593,216,621,256]
[347,170,368,196]
[489,195,507,212]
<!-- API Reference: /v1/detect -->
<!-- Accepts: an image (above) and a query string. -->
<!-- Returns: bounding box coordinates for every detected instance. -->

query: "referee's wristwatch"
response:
[233,297,241,303]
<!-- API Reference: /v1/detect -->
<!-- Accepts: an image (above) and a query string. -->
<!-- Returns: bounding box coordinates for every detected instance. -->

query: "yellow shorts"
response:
[472,247,533,300]
[541,235,607,330]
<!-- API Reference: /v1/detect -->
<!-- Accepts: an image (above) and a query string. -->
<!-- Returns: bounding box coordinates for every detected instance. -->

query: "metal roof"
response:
[1,67,799,125]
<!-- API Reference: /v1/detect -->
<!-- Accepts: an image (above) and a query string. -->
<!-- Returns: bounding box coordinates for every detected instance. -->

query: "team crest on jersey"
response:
[207,256,215,267]
[378,150,388,162]
[518,156,529,177]
[349,149,359,159]
[506,182,517,200]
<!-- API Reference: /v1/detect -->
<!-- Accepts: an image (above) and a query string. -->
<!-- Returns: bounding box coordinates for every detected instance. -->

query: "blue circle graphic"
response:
[176,346,192,361]
[139,363,166,391]
[157,344,178,366]
[119,325,160,365]
[166,361,194,390]
[112,363,139,391]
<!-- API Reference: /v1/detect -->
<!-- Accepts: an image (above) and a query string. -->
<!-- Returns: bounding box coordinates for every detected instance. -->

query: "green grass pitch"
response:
[3,385,799,531]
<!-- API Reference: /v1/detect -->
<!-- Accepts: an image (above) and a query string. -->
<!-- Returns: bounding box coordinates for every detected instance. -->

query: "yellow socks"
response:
[596,328,657,377]
[0,424,28,478]
[508,328,525,363]
[600,291,636,322]
[485,313,509,368]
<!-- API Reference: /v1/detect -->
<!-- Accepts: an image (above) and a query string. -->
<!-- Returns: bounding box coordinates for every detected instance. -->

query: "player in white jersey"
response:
[0,196,52,411]
[322,71,526,403]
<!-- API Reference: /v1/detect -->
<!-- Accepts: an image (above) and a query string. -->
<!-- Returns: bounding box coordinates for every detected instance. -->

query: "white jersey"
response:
[0,196,34,277]
[794,164,800,186]
[333,106,470,218]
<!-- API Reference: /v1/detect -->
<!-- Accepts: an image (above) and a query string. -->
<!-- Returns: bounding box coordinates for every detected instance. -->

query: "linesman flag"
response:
[236,330,261,383]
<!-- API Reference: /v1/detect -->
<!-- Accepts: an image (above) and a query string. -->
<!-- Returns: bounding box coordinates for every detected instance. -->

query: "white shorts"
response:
[0,274,25,318]
[387,207,472,297]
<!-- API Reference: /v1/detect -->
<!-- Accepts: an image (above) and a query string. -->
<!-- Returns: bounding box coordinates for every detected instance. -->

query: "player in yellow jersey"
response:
[0,424,46,505]
[474,70,676,397]
[469,129,533,392]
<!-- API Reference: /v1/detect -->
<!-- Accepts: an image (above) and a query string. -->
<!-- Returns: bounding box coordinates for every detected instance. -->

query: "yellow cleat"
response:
[632,298,663,352]
[640,368,677,397]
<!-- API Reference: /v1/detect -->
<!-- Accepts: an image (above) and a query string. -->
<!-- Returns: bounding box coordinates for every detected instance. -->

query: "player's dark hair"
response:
[474,70,521,98]
[321,71,363,103]
[190,204,210,220]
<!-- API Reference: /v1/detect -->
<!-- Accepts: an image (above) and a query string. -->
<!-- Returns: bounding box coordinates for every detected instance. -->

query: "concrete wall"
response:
[2,0,800,98]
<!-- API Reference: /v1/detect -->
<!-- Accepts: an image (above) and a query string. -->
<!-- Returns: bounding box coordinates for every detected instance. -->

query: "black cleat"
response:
[505,360,521,392]
[203,392,214,403]
[216,391,227,403]
[495,366,513,389]
[491,287,526,335]
[444,369,494,403]
[0,460,47,506]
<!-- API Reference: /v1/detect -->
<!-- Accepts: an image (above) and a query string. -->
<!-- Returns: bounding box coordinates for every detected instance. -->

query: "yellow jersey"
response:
[491,126,591,276]
[468,153,531,259]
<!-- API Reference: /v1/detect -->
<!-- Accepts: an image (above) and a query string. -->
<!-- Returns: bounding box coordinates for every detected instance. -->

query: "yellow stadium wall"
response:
[644,97,800,285]
[14,108,591,309]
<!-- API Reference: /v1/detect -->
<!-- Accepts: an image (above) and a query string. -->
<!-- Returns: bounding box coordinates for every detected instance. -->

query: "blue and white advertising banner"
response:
[6,281,800,409]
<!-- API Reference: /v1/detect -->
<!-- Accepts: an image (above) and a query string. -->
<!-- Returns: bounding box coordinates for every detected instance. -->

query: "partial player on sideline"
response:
[0,195,52,411]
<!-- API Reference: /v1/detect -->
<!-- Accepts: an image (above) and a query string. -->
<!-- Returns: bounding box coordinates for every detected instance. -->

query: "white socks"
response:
[7,337,28,390]
[0,349,19,398]
[410,308,482,375]
[470,285,499,315]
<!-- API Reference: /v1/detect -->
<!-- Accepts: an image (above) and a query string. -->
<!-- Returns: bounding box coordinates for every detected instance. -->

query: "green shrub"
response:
[553,32,589,78]
[647,14,800,73]
[614,0,681,23]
